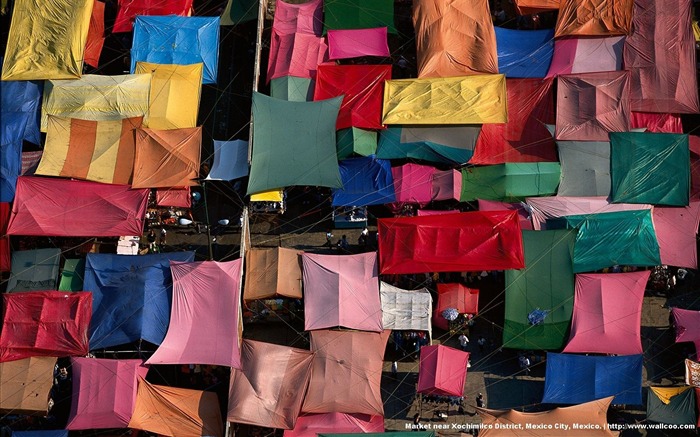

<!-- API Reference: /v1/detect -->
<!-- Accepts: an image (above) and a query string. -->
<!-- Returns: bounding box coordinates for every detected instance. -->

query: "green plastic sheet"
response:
[376,126,477,165]
[460,163,561,201]
[270,76,314,102]
[58,258,85,291]
[220,0,258,25]
[336,128,377,159]
[323,0,396,34]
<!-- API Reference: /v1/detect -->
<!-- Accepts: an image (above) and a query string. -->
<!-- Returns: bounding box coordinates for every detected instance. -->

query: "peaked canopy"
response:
[244,247,303,300]
[7,248,61,292]
[494,28,554,78]
[654,202,700,268]
[673,308,700,358]
[327,28,390,60]
[132,127,202,188]
[547,36,624,77]
[525,196,651,230]
[391,163,435,205]
[460,163,561,202]
[206,140,249,181]
[380,282,432,335]
[376,125,478,165]
[647,387,697,425]
[433,283,479,331]
[417,345,469,397]
[113,0,194,33]
[285,413,384,437]
[332,156,395,206]
[554,0,633,37]
[0,357,55,415]
[323,0,395,34]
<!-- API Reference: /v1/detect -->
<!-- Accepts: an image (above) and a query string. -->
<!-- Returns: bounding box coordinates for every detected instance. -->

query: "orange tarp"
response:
[244,247,303,300]
[514,0,560,15]
[84,0,105,68]
[0,357,55,415]
[555,0,633,37]
[132,127,202,188]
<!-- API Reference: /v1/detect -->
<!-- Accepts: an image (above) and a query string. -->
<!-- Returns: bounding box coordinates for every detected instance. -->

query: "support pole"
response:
[202,180,214,260]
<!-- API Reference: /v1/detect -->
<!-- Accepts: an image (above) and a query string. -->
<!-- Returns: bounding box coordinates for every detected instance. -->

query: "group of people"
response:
[146,228,167,253]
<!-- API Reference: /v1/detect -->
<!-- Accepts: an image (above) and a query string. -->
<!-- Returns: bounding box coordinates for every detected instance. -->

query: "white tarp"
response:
[379,282,432,338]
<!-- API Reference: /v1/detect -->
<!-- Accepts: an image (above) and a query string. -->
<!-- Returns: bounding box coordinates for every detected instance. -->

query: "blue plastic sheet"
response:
[332,156,395,206]
[495,28,554,78]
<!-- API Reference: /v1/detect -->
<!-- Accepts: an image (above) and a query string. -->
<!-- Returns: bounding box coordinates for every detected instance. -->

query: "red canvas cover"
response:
[546,36,624,77]
[555,0,634,37]
[146,260,242,368]
[391,164,436,205]
[478,199,533,230]
[630,112,683,133]
[471,78,556,164]
[431,170,461,201]
[417,345,469,397]
[378,211,525,274]
[327,28,390,60]
[6,177,149,237]
[156,187,191,208]
[313,64,391,130]
[526,196,651,230]
[285,413,384,437]
[0,203,10,272]
[433,283,479,331]
[84,0,105,68]
[654,202,700,268]
[0,291,92,362]
[113,0,194,33]
[674,308,700,359]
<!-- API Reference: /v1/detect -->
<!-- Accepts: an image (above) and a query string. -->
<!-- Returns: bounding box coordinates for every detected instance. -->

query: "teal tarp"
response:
[377,126,477,165]
[270,76,314,102]
[460,163,561,201]
[337,128,377,159]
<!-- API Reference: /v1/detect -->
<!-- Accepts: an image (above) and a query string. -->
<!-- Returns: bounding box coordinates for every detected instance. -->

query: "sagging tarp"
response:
[514,0,560,14]
[543,353,643,405]
[433,283,479,331]
[1,0,93,81]
[653,202,700,268]
[555,71,631,141]
[244,247,303,300]
[0,203,10,271]
[378,211,525,274]
[413,0,498,78]
[83,252,196,349]
[59,259,85,292]
[564,271,648,355]
[417,345,469,397]
[302,252,382,332]
[132,127,202,188]
[302,330,390,416]
[503,230,576,350]
[36,116,143,185]
[247,92,343,195]
[673,308,700,358]
[478,199,533,230]
[323,0,395,34]
[337,128,377,159]
[156,187,191,208]
[66,358,148,430]
[84,1,105,68]
[376,126,478,165]
[228,340,314,429]
[391,163,435,205]
[128,378,223,437]
[431,170,461,201]
[471,78,556,164]
[113,0,194,33]
[624,0,699,113]
[7,248,61,292]
[610,132,690,206]
[314,64,391,130]
[460,163,561,201]
[554,0,633,37]
[647,387,696,425]
[380,282,432,336]
[0,357,55,415]
[631,112,683,133]
[332,156,395,206]
[0,291,92,362]
[494,28,554,78]
[526,196,651,230]
[271,76,315,102]
[327,28,390,60]
[7,177,149,237]
[41,74,151,132]
[555,137,612,197]
[285,413,384,437]
[206,140,249,181]
[547,36,624,77]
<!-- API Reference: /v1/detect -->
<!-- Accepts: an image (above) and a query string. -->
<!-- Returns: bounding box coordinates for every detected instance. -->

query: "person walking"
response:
[458,332,469,352]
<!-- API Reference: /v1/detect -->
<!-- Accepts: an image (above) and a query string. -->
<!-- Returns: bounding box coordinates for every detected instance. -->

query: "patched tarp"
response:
[156,187,191,208]
[610,132,690,206]
[128,378,223,437]
[285,413,384,437]
[413,0,498,78]
[478,199,532,230]
[503,230,576,350]
[228,340,314,429]
[302,252,382,332]
[314,64,391,130]
[7,248,61,292]
[471,78,556,164]
[1,77,42,145]
[380,282,432,335]
[631,112,683,133]
[131,16,219,84]
[337,128,377,159]
[547,36,624,77]
[0,357,55,415]
[376,126,478,165]
[383,75,507,125]
[113,0,193,33]
[433,283,479,331]
[654,202,700,268]
[327,28,390,60]
[271,76,315,102]
[431,170,461,201]
[37,116,143,185]
[83,252,195,349]
[1,0,93,81]
[624,0,699,113]
[673,308,700,358]
[647,387,696,425]
[495,28,554,78]
[206,140,249,181]
[564,271,648,355]
[417,345,469,397]
[0,291,92,362]
[526,196,651,230]
[66,358,148,430]
[84,0,105,68]
[247,92,343,195]
[391,163,435,205]
[244,247,303,300]
[378,211,525,274]
[323,0,395,34]
[554,0,633,37]
[513,0,560,14]
[460,163,561,201]
[0,203,10,271]
[556,71,631,141]
[302,330,390,416]
[543,353,643,405]
[332,156,395,206]
[59,259,85,292]
[132,127,202,188]
[556,137,612,197]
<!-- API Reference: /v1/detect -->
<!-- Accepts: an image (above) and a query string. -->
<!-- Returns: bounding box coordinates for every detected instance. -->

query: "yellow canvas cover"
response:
[244,247,303,300]
[132,127,202,188]
[134,62,202,130]
[0,356,55,415]
[1,0,93,81]
[251,190,284,202]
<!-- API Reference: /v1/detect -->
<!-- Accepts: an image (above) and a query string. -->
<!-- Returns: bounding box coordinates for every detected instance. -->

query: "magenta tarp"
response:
[433,283,479,331]
[564,271,649,355]
[478,199,533,230]
[6,177,149,237]
[674,308,700,359]
[66,358,148,430]
[653,202,700,269]
[284,413,384,437]
[546,36,624,77]
[417,345,469,397]
[327,28,390,60]
[630,112,683,133]
[391,164,436,205]
[146,260,242,368]
[526,196,651,230]
[302,252,382,332]
[431,170,461,201]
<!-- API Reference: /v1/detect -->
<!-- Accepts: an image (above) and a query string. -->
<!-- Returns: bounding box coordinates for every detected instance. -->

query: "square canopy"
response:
[460,163,561,202]
[376,125,479,165]
[495,28,554,78]
[433,283,479,331]
[391,163,435,205]
[206,140,249,181]
[113,0,193,33]
[525,196,651,230]
[7,248,61,292]
[554,0,633,37]
[647,387,697,425]
[271,76,315,103]
[417,345,469,397]
[0,357,55,415]
[132,127,202,189]
[380,282,432,335]
[332,156,395,207]
[284,413,384,437]
[244,247,303,300]
[327,28,390,60]
[547,36,624,77]
[654,202,700,268]
[323,0,396,34]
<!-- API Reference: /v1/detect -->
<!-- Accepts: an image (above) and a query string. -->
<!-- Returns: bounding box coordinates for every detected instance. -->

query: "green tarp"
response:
[460,163,561,201]
[647,387,696,425]
[376,126,477,165]
[220,0,258,25]
[503,230,576,350]
[336,128,377,160]
[270,76,314,102]
[323,0,396,34]
[58,258,85,291]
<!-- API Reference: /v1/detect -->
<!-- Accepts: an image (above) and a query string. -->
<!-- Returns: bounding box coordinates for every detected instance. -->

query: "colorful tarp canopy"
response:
[478,199,533,230]
[543,353,643,405]
[285,413,384,437]
[631,112,683,133]
[332,156,395,206]
[417,345,469,397]
[380,282,432,336]
[653,202,700,268]
[460,163,561,201]
[113,0,194,33]
[58,259,85,292]
[228,340,314,429]
[337,128,377,159]
[323,0,396,34]
[66,358,148,430]
[554,0,633,37]
[132,127,202,189]
[494,28,554,78]
[378,211,525,274]
[7,248,61,292]
[84,0,105,68]
[376,126,478,165]
[513,0,560,14]
[156,188,191,208]
[0,357,55,415]
[647,387,696,425]
[271,76,315,102]
[83,252,195,349]
[526,196,651,230]
[547,36,624,77]
[391,163,435,205]
[206,140,249,181]
[244,247,303,300]
[673,308,700,358]
[327,28,390,60]
[431,169,461,202]
[302,252,382,332]
[0,203,10,271]
[0,291,92,362]
[555,137,612,197]
[1,0,93,80]
[503,230,576,350]
[433,283,479,331]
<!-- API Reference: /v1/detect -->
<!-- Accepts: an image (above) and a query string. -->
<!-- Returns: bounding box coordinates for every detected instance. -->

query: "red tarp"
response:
[391,163,436,205]
[6,177,149,237]
[630,112,683,133]
[477,199,533,230]
[285,413,384,437]
[0,291,92,362]
[113,0,194,33]
[555,0,634,37]
[674,308,700,359]
[156,188,191,208]
[378,211,524,274]
[654,202,700,268]
[433,283,479,331]
[84,0,105,68]
[417,345,469,397]
[0,203,10,272]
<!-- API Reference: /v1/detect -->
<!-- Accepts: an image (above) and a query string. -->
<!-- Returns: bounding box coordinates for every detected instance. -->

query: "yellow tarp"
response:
[41,74,151,132]
[693,19,700,42]
[650,386,692,405]
[1,0,93,81]
[382,75,508,125]
[251,190,284,202]
[134,62,202,130]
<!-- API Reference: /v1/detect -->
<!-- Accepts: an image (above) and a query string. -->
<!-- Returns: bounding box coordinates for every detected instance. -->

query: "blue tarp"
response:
[542,353,643,405]
[83,252,195,349]
[131,16,220,84]
[495,28,554,78]
[332,156,395,206]
[376,126,476,165]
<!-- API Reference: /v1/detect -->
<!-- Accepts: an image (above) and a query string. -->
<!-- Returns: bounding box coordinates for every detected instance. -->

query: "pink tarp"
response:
[431,170,461,201]
[146,260,242,368]
[630,112,683,133]
[6,177,149,237]
[66,358,148,430]
[653,202,700,268]
[156,188,191,208]
[285,413,384,437]
[478,199,533,230]
[526,196,651,230]
[327,28,390,60]
[417,345,469,397]
[433,283,479,331]
[564,271,649,355]
[391,164,436,205]
[546,36,624,77]
[302,252,382,332]
[673,308,700,359]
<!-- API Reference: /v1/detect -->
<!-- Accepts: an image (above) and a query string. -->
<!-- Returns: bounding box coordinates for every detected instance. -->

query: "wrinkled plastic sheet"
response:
[495,28,553,78]
[555,0,633,37]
